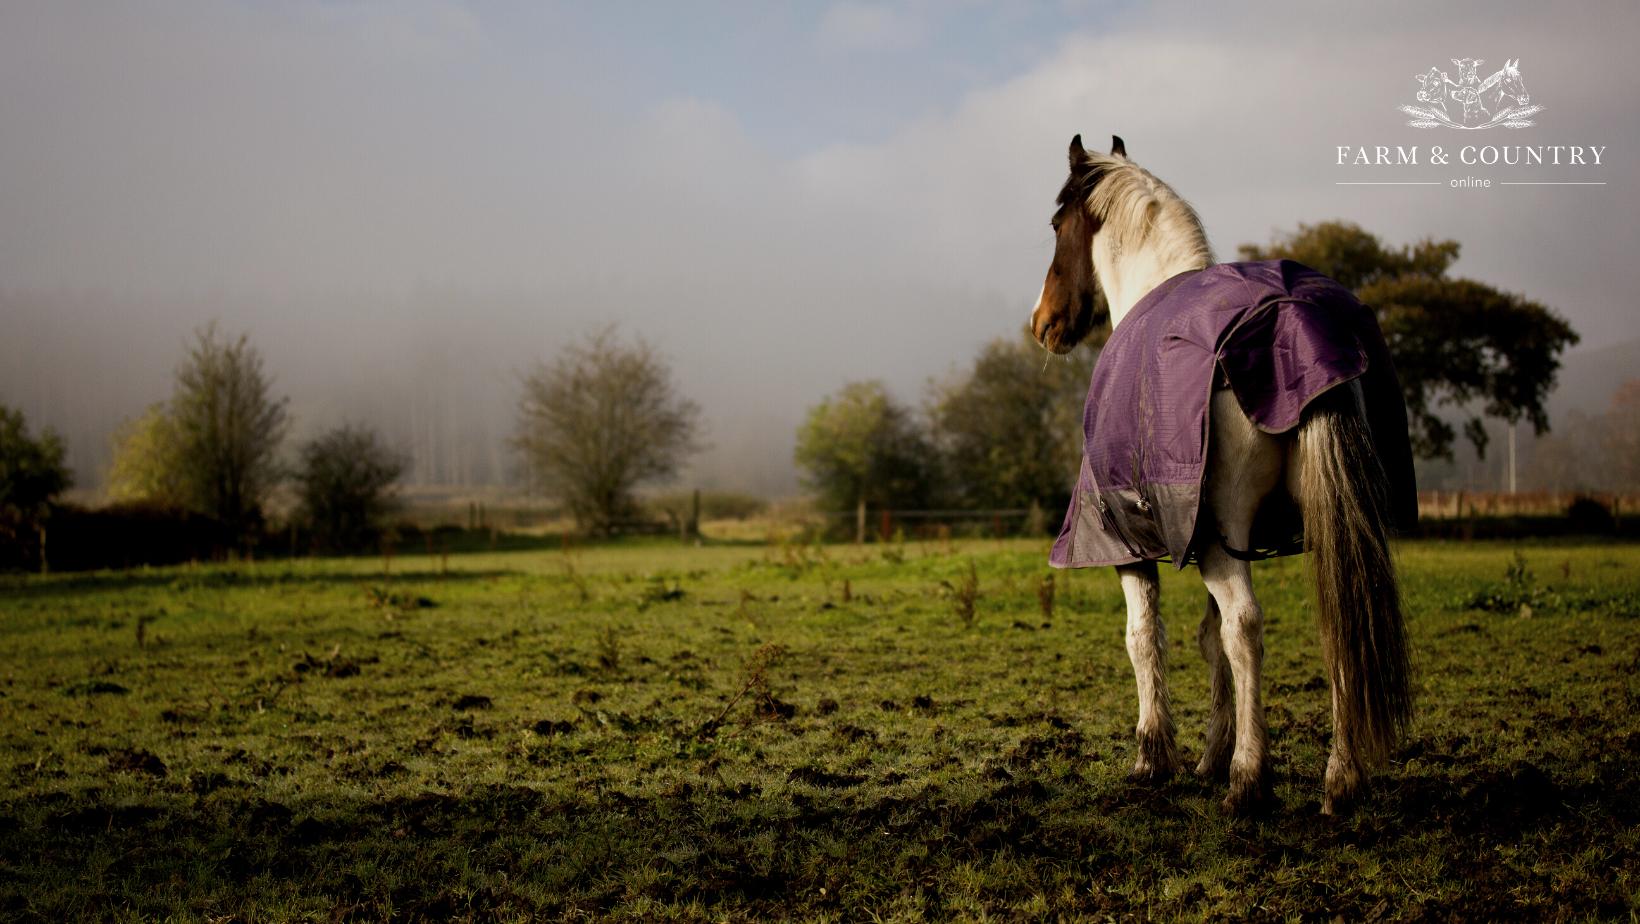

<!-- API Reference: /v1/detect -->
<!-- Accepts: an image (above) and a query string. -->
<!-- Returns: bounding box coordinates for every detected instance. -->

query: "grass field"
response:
[3,536,1638,922]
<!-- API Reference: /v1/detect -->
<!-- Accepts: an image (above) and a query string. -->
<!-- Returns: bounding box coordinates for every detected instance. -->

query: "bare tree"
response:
[514,328,703,533]
[171,322,289,535]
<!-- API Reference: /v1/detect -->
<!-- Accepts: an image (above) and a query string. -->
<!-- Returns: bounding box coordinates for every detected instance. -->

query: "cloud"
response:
[816,1,922,52]
[1,1,1635,494]
[305,0,483,61]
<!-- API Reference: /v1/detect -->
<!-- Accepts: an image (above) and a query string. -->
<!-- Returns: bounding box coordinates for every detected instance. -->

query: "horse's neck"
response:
[1099,246,1210,329]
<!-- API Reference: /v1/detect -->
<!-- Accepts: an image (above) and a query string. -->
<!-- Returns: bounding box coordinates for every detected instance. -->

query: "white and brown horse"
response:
[1032,135,1410,815]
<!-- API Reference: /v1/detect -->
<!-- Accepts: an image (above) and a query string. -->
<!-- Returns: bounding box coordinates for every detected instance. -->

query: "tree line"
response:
[0,322,709,563]
[0,220,1609,563]
[1,323,406,564]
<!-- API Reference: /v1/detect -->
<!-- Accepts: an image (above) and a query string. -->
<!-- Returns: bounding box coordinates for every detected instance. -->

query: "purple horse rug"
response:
[1050,259,1417,570]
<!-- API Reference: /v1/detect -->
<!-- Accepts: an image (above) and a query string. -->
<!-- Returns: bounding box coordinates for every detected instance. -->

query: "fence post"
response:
[880,509,891,544]
[856,499,865,545]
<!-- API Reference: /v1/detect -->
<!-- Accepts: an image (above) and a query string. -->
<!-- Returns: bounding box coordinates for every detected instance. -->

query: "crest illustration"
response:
[1400,58,1542,129]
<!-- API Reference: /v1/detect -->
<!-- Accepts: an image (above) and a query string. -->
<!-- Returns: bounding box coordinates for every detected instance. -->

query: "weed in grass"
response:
[954,557,979,628]
[1506,549,1531,585]
[1037,572,1055,621]
[562,555,589,601]
[696,642,788,739]
[595,625,621,671]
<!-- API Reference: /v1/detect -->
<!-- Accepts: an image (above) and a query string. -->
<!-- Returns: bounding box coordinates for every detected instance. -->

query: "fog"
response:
[3,1,1636,497]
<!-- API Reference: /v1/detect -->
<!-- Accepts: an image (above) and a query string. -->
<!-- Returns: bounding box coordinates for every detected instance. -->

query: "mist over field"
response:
[3,1,1636,497]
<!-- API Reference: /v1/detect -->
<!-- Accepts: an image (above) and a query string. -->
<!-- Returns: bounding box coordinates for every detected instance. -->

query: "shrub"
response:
[297,424,406,553]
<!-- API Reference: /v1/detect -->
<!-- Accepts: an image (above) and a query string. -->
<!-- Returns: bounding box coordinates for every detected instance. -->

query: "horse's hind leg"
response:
[1120,560,1181,782]
[1325,684,1368,815]
[1195,595,1235,781]
[1200,388,1283,813]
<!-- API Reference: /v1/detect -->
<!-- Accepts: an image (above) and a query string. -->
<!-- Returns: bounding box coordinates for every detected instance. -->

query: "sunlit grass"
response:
[1,538,1637,921]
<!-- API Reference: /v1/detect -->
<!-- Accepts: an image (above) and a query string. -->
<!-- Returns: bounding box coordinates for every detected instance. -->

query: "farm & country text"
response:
[1335,145,1605,166]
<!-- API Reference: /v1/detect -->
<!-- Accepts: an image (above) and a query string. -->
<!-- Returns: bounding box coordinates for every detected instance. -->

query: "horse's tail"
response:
[1298,383,1411,764]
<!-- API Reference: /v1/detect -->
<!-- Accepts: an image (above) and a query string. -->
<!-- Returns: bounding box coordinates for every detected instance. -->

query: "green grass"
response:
[3,538,1638,922]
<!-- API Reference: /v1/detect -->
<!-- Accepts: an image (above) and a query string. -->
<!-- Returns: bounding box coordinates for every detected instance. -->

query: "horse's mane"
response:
[1063,151,1214,274]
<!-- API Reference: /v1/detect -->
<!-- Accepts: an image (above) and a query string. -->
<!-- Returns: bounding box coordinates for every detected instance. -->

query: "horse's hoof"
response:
[1324,759,1367,816]
[1194,756,1231,782]
[1220,785,1274,817]
[1126,763,1175,785]
[1129,732,1181,784]
[1221,767,1275,816]
[1322,787,1361,817]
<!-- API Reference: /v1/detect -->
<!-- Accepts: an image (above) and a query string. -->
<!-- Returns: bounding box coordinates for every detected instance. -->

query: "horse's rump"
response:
[1049,259,1416,570]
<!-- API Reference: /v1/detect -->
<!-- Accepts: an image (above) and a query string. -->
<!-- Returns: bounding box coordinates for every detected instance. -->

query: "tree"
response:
[514,328,703,534]
[1601,379,1640,492]
[0,403,72,570]
[930,328,1101,512]
[0,403,72,521]
[168,323,289,534]
[1241,221,1578,460]
[297,424,406,552]
[1523,408,1601,492]
[105,403,188,506]
[794,381,936,513]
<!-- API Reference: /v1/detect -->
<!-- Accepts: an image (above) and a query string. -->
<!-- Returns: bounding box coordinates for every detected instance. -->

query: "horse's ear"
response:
[1111,135,1126,158]
[1069,134,1086,164]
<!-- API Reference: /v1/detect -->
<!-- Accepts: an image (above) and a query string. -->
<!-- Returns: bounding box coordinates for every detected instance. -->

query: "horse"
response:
[1479,59,1530,113]
[1030,135,1412,816]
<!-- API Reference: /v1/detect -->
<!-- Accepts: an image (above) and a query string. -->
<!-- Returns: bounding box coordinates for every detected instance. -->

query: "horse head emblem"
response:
[1495,58,1529,106]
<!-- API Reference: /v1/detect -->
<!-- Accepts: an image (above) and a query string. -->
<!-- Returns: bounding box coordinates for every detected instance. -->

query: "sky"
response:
[2,0,1636,496]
